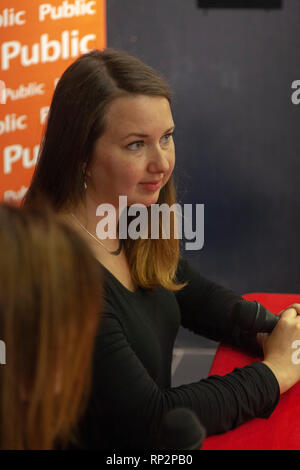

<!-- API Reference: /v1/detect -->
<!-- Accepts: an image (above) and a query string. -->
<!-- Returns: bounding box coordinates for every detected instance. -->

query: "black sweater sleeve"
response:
[175,257,264,356]
[80,310,280,449]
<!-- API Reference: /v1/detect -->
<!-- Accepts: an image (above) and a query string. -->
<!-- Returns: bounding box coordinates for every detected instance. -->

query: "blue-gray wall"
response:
[107,0,300,296]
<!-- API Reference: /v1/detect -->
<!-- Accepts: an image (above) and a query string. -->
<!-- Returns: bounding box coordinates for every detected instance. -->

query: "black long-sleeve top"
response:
[73,257,280,449]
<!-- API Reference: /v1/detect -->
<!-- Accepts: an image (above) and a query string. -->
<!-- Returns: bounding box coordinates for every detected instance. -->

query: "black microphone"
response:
[231,299,279,333]
[158,408,206,450]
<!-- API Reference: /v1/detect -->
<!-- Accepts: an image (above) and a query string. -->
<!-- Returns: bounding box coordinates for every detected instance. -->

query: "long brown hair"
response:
[0,203,102,450]
[23,48,187,291]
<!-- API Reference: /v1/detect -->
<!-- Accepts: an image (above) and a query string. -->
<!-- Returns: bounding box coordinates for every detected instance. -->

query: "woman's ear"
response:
[82,162,91,178]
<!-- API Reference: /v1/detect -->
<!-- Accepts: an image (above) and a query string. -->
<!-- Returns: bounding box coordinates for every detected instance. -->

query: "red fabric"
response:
[202,293,300,450]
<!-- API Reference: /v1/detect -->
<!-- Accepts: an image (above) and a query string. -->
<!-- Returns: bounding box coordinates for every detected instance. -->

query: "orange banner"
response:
[0,0,106,203]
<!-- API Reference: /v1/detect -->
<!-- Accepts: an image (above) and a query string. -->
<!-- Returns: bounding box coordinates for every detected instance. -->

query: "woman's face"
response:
[86,94,175,208]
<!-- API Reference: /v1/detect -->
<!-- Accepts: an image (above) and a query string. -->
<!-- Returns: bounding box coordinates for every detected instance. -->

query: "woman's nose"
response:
[148,146,172,174]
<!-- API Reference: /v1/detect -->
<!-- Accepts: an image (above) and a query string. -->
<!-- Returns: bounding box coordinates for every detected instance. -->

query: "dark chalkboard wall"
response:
[106,0,300,295]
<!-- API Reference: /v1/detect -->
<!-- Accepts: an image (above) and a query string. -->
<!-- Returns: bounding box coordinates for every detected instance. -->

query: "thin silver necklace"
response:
[70,213,123,256]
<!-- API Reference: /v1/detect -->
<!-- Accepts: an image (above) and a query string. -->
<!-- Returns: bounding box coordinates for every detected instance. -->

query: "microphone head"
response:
[231,299,258,332]
[232,299,279,333]
[159,408,206,450]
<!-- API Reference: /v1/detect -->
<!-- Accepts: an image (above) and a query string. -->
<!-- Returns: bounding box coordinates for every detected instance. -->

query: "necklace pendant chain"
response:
[70,213,122,256]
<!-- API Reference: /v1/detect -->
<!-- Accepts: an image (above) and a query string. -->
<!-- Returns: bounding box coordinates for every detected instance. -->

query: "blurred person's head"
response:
[0,203,102,450]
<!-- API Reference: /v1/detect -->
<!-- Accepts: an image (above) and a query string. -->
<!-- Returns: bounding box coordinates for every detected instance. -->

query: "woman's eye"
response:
[127,141,143,151]
[126,133,174,151]
[161,133,174,144]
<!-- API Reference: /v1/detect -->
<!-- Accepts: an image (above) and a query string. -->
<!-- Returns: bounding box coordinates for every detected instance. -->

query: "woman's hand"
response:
[262,306,300,394]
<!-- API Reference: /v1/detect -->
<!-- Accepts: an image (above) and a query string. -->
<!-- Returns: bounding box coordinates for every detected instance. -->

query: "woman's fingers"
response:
[288,304,300,315]
[278,304,300,318]
[280,307,298,320]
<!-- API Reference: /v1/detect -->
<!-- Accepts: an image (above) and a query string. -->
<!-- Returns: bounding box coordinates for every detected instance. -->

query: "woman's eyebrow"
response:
[121,125,175,141]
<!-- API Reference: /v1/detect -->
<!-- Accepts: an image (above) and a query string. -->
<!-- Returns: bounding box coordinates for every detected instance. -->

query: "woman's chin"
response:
[144,195,160,207]
[129,193,160,207]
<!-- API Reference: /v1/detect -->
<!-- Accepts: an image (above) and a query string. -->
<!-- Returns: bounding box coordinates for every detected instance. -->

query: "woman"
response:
[23,48,300,449]
[0,203,102,450]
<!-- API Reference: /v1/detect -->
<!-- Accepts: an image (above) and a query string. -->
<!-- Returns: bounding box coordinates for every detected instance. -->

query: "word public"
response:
[39,1,97,21]
[1,30,96,71]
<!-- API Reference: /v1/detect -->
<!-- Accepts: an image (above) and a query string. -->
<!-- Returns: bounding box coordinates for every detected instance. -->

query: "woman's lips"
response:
[139,180,162,191]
